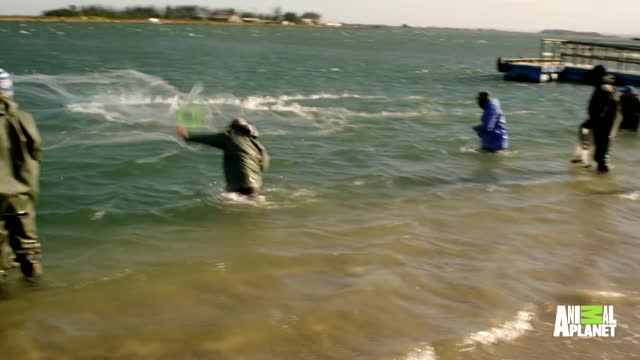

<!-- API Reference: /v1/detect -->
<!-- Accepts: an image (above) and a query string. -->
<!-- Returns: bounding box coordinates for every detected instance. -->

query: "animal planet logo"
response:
[175,105,205,130]
[554,305,617,337]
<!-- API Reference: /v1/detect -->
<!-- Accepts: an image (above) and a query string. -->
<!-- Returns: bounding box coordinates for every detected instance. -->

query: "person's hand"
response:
[176,125,189,139]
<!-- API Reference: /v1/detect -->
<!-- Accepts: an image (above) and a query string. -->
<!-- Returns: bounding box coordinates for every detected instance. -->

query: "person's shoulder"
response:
[15,109,38,125]
[600,84,616,93]
[16,109,34,118]
[488,98,503,111]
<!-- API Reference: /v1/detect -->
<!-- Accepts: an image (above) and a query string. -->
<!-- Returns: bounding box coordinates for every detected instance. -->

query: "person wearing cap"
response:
[473,91,509,152]
[176,118,269,196]
[619,85,639,132]
[583,65,620,172]
[0,69,43,281]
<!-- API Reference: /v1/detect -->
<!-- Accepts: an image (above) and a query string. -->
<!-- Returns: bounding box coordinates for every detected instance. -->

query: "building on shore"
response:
[209,11,242,23]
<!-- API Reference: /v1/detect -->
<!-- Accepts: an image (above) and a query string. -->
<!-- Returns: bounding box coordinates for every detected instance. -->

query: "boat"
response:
[497,38,640,85]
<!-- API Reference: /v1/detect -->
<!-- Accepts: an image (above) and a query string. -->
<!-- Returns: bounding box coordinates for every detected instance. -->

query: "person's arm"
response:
[12,111,42,201]
[177,126,227,149]
[20,111,42,162]
[259,144,269,172]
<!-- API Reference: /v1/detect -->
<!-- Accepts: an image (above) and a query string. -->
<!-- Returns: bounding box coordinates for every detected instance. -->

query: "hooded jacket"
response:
[0,96,42,214]
[477,98,508,151]
[186,126,269,192]
[588,75,618,130]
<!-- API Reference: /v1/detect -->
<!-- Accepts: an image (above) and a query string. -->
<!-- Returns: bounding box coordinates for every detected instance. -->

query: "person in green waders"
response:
[176,118,269,197]
[0,68,43,282]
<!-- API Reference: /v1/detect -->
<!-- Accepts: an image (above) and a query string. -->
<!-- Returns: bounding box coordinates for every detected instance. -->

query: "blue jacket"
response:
[476,98,508,151]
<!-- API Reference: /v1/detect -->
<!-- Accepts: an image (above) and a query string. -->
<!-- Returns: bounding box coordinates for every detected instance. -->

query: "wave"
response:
[66,103,128,123]
[14,70,440,127]
[554,288,631,304]
[461,305,535,350]
[214,186,320,209]
[401,344,437,360]
[16,70,464,142]
[62,94,423,125]
[620,191,640,201]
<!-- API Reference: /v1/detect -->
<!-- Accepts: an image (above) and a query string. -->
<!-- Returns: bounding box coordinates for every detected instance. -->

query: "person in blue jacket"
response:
[473,91,509,152]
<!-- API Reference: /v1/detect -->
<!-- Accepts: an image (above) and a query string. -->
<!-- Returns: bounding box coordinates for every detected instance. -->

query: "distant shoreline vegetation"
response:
[37,5,333,26]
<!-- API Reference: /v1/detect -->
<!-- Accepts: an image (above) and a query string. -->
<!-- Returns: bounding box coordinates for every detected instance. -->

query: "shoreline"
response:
[0,16,370,29]
[0,16,533,33]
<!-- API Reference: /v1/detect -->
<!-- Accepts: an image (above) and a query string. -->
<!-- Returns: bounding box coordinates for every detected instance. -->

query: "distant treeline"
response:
[42,5,322,23]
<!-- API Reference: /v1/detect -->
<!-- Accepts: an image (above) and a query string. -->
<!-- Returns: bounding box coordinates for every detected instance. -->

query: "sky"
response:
[2,0,639,35]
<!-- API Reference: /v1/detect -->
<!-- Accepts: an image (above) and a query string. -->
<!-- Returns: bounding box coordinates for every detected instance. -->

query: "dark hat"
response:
[477,90,491,99]
[587,65,607,79]
[229,117,259,138]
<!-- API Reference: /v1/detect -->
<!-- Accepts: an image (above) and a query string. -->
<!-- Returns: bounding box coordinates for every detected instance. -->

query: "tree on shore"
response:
[301,12,321,20]
[283,12,299,23]
[41,5,323,24]
[43,8,78,17]
[164,6,203,19]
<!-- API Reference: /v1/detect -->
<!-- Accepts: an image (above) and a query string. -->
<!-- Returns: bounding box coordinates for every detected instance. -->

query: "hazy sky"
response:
[3,0,638,34]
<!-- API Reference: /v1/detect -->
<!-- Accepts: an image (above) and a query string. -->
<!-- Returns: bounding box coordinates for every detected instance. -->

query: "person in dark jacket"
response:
[585,65,619,172]
[619,85,640,132]
[0,69,43,281]
[177,118,269,196]
[473,91,509,152]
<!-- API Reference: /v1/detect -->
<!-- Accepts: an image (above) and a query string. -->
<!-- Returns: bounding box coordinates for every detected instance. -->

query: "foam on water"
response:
[593,291,627,298]
[206,185,321,211]
[620,191,640,201]
[66,103,127,122]
[60,91,426,132]
[16,70,446,142]
[402,344,437,360]
[18,70,399,127]
[557,288,629,303]
[461,306,535,349]
[217,192,271,207]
